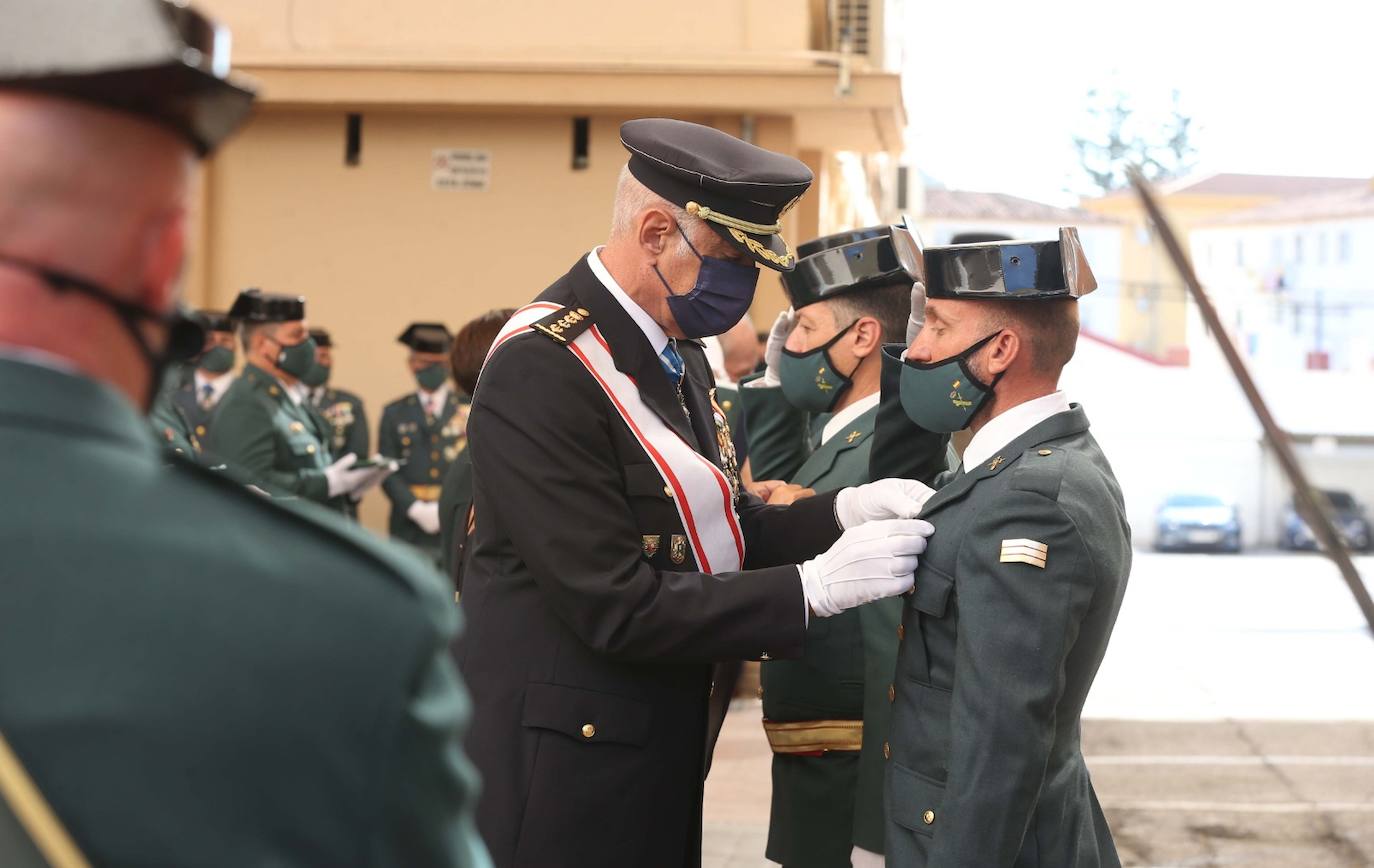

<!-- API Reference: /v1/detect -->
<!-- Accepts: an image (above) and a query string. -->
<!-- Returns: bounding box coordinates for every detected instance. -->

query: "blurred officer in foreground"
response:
[380,322,467,561]
[210,288,394,508]
[439,308,514,589]
[460,118,934,868]
[873,230,1129,867]
[305,327,370,462]
[0,3,489,866]
[743,226,945,868]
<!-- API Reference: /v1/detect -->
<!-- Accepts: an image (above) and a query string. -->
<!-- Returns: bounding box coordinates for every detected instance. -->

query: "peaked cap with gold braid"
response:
[620,118,813,272]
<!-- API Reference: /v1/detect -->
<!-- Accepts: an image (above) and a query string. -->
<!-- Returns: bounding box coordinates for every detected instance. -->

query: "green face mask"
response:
[415,362,448,392]
[272,334,317,380]
[898,332,1002,433]
[778,321,856,414]
[301,361,331,388]
[198,344,235,374]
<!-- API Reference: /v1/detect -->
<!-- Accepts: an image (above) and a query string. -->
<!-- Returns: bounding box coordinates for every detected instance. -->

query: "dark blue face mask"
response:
[655,223,759,339]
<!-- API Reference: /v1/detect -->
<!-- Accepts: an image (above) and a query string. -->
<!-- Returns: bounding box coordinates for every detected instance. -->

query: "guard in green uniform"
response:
[147,310,235,460]
[209,289,394,508]
[872,228,1130,867]
[169,310,237,445]
[741,227,946,868]
[379,322,469,561]
[305,327,370,461]
[0,4,489,866]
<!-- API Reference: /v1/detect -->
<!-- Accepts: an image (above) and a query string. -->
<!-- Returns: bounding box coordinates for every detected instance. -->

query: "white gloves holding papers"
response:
[801,518,934,617]
[325,453,397,500]
[834,478,936,529]
[408,500,441,535]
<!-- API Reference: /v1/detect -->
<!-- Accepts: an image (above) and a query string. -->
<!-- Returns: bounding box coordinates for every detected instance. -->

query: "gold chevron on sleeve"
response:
[1000,538,1048,568]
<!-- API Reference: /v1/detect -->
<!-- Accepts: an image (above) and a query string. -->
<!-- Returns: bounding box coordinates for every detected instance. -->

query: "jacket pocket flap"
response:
[522,683,651,747]
[910,562,954,618]
[623,463,668,498]
[888,760,945,836]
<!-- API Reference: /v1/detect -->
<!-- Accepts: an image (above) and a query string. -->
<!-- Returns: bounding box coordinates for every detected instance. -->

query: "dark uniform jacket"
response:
[208,363,337,506]
[871,352,1130,868]
[312,385,369,461]
[169,372,230,447]
[438,447,475,590]
[0,357,489,868]
[457,256,844,868]
[743,382,945,866]
[379,391,469,553]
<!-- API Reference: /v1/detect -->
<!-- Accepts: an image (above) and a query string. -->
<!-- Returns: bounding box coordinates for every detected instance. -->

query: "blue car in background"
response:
[1280,489,1372,552]
[1154,493,1242,553]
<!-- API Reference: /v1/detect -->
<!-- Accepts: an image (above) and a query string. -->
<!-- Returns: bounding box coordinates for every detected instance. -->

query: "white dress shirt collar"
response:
[588,247,670,357]
[417,383,451,414]
[961,391,1072,472]
[193,369,233,405]
[820,391,881,446]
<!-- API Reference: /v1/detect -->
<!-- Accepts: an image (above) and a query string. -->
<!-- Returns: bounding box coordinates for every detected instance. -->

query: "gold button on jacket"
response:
[580,723,596,739]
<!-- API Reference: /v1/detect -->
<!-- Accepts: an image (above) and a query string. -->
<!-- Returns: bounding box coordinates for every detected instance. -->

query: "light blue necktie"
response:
[658,340,684,388]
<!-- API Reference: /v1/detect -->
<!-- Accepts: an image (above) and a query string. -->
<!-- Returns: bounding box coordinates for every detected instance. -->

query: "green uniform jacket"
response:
[0,357,490,868]
[148,385,201,460]
[742,377,944,865]
[871,349,1130,868]
[207,363,335,504]
[378,390,469,553]
[312,385,370,460]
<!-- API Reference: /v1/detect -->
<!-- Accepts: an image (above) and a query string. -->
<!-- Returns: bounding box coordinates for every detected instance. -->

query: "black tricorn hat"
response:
[783,227,914,310]
[196,309,234,333]
[925,228,1097,301]
[620,118,813,272]
[308,328,332,348]
[228,288,305,323]
[796,225,891,261]
[398,322,452,354]
[0,0,257,157]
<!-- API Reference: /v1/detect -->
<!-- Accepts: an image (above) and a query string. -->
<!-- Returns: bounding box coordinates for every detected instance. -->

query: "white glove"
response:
[906,281,928,346]
[325,453,397,499]
[325,453,369,498]
[749,308,796,388]
[834,478,937,529]
[349,456,398,501]
[801,518,934,617]
[408,500,441,535]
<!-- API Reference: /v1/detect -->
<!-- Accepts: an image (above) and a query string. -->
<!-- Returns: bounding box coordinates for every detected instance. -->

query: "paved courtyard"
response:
[703,551,1374,867]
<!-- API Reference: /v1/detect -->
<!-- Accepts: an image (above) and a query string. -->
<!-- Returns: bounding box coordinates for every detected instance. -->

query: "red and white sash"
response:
[486,303,745,573]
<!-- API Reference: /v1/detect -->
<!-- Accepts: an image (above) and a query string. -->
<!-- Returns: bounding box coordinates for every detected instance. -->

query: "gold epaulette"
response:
[531,306,594,345]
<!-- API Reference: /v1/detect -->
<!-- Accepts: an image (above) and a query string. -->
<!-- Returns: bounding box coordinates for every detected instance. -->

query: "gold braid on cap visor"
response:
[685,201,781,235]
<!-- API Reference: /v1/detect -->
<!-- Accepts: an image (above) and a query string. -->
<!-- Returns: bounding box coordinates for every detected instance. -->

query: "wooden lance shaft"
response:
[1129,167,1374,638]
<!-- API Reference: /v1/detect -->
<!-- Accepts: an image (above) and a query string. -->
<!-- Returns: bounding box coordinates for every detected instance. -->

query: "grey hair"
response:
[609,164,702,244]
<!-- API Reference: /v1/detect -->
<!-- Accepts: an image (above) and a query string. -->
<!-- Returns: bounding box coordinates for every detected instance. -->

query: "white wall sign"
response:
[431,149,490,191]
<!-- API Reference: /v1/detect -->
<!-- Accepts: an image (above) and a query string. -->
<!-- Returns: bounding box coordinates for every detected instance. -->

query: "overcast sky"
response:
[900,0,1373,205]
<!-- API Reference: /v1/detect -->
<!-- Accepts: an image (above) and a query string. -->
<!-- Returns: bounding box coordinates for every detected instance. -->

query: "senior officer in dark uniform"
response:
[379,322,469,560]
[305,327,370,462]
[872,230,1130,867]
[210,289,394,507]
[741,227,946,868]
[0,4,489,867]
[460,118,936,868]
